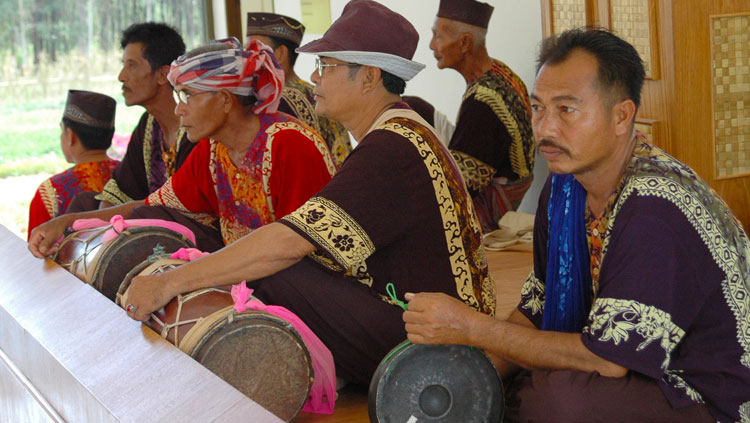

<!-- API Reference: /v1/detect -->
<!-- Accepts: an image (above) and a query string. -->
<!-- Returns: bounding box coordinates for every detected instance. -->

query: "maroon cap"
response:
[437,0,494,29]
[296,0,425,80]
[63,90,116,130]
[246,12,305,46]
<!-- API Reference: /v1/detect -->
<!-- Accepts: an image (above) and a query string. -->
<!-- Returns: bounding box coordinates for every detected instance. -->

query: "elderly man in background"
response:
[245,12,352,167]
[431,0,536,233]
[29,38,335,253]
[404,29,749,422]
[28,90,119,237]
[116,0,496,387]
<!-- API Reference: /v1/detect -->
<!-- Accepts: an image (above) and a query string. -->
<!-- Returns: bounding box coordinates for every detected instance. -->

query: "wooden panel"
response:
[0,225,281,423]
[634,0,675,153]
[635,118,661,145]
[609,0,661,79]
[673,0,750,230]
[224,0,243,41]
[551,0,588,34]
[710,13,750,179]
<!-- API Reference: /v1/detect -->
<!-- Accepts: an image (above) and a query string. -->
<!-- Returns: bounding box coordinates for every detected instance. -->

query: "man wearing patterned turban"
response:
[29,38,336,253]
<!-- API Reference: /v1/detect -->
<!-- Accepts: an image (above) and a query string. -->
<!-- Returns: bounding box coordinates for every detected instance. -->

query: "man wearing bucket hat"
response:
[431,0,536,233]
[29,38,335,253]
[116,0,496,386]
[28,90,119,237]
[246,12,352,167]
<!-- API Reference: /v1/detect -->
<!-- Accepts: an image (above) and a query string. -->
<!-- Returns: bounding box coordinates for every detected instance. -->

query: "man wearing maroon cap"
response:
[91,0,496,387]
[245,12,352,167]
[431,0,536,233]
[28,90,119,237]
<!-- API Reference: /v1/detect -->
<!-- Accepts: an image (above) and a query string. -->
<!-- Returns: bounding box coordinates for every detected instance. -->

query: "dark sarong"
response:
[249,257,406,385]
[66,191,101,213]
[504,370,714,423]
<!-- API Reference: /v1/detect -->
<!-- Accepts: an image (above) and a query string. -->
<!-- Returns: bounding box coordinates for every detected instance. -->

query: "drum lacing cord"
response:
[59,226,110,280]
[151,287,231,346]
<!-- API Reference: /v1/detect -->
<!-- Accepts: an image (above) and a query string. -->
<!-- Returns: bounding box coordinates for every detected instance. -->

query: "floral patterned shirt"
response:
[519,139,750,422]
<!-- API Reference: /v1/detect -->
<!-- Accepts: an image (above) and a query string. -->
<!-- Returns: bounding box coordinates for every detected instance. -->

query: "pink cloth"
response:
[71,215,197,245]
[231,281,336,414]
[169,247,209,261]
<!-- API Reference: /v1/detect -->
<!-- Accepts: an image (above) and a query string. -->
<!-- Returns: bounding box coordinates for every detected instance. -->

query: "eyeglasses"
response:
[314,57,360,77]
[173,89,213,104]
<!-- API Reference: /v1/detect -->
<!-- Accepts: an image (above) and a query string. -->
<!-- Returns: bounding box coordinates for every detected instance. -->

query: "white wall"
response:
[273,0,548,213]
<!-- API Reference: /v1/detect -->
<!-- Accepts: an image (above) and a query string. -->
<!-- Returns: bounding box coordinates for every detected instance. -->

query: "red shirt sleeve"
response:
[270,129,334,219]
[28,188,52,240]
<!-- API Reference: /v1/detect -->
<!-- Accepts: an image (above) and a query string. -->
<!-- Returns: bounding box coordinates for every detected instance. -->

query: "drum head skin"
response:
[91,226,193,300]
[192,311,314,422]
[369,341,504,423]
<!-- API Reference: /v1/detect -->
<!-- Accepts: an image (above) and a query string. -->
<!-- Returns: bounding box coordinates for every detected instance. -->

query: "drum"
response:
[120,258,314,422]
[52,225,194,301]
[369,340,504,423]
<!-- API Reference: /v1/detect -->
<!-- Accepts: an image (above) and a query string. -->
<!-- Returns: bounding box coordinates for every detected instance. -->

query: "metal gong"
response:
[369,341,504,422]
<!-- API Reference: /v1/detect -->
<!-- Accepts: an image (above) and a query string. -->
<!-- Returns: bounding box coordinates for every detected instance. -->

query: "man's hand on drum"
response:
[125,273,176,322]
[28,217,72,258]
[403,292,481,346]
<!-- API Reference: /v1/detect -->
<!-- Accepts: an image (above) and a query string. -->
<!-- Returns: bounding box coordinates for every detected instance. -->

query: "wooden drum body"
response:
[120,258,314,422]
[369,340,504,423]
[52,225,194,301]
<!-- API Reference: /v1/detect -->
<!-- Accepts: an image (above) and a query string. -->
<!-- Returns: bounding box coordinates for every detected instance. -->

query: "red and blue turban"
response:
[167,37,284,114]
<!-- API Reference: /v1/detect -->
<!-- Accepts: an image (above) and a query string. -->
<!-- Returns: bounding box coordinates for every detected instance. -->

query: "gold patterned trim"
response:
[519,270,545,317]
[585,298,685,370]
[143,114,155,189]
[450,149,497,191]
[96,178,135,205]
[281,84,320,135]
[283,196,375,269]
[466,84,531,178]
[147,178,215,227]
[147,179,181,210]
[38,179,58,218]
[379,121,481,310]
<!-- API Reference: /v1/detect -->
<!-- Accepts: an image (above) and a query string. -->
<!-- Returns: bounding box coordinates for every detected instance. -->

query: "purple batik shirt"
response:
[518,140,750,422]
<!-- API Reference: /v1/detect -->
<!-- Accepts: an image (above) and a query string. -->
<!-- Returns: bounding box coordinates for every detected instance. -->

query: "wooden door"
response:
[671,0,750,230]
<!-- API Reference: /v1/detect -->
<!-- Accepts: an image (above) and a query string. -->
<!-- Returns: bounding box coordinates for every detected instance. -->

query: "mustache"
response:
[536,138,570,155]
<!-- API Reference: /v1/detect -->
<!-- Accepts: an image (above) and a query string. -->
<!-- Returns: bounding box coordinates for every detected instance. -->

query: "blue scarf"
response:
[542,174,593,332]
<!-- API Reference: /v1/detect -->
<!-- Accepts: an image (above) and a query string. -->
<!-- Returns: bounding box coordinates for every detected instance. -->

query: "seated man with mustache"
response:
[29,38,335,253]
[404,29,750,422]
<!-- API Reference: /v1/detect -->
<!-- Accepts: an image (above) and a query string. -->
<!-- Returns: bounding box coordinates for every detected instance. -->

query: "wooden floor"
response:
[292,250,532,423]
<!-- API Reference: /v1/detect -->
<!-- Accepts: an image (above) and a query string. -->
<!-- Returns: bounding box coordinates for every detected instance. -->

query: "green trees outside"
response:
[1,0,207,74]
